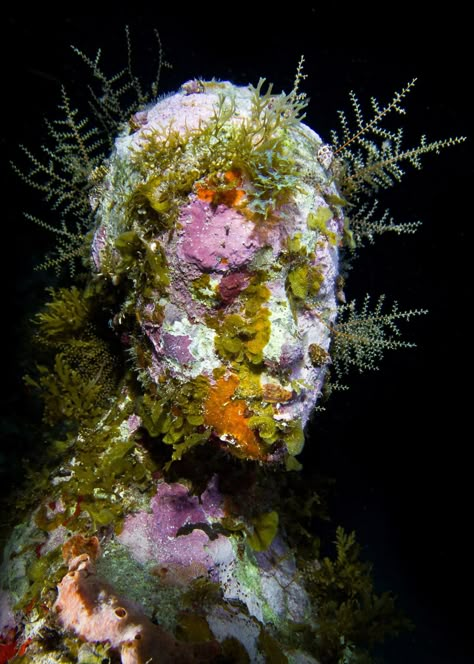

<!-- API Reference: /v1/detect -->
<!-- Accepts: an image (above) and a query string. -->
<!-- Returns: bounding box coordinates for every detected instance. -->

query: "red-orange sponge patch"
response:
[196,169,245,208]
[204,373,263,460]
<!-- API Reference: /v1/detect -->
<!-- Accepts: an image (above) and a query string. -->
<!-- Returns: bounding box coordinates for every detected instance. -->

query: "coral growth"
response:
[55,540,220,664]
[89,80,341,466]
[2,31,465,664]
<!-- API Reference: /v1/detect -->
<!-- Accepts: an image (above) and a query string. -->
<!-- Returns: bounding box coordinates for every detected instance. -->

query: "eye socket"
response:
[114,607,127,618]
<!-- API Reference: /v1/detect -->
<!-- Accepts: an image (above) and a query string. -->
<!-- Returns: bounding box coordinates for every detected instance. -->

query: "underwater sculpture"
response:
[89,76,342,466]
[0,36,465,663]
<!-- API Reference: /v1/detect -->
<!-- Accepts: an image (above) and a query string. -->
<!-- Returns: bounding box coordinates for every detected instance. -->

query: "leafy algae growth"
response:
[1,30,465,664]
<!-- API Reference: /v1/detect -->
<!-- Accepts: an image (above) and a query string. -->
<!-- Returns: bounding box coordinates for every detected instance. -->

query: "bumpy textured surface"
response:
[92,80,343,464]
[3,60,460,661]
[0,473,317,663]
[1,80,345,663]
[54,547,221,664]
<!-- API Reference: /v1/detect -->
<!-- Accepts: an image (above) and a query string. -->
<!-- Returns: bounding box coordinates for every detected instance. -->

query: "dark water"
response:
[1,12,471,663]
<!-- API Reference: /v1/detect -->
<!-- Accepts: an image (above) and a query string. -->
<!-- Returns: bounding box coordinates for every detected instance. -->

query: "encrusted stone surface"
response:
[92,81,343,462]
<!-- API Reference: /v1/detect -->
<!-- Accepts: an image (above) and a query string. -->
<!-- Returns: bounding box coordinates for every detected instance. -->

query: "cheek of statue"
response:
[91,81,343,465]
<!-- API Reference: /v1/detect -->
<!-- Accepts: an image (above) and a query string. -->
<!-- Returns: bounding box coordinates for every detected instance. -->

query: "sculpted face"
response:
[91,81,344,465]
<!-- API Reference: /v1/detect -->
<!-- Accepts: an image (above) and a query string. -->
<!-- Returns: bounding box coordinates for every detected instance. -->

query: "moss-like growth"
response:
[302,527,412,663]
[283,419,305,456]
[281,232,324,318]
[247,414,278,444]
[214,306,271,367]
[176,613,215,643]
[15,277,161,536]
[35,286,90,342]
[130,79,306,227]
[25,353,104,428]
[138,375,211,464]
[307,209,337,246]
[128,176,173,231]
[212,276,271,370]
[258,628,289,664]
[287,264,323,302]
[19,545,66,614]
[191,273,218,306]
[114,230,170,296]
[26,286,120,432]
[32,404,158,534]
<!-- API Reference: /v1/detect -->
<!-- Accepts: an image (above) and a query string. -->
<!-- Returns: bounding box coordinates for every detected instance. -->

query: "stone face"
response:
[92,80,344,464]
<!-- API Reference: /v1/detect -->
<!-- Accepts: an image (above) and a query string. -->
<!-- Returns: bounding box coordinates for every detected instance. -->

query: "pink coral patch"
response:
[161,332,193,364]
[118,480,230,579]
[177,199,260,272]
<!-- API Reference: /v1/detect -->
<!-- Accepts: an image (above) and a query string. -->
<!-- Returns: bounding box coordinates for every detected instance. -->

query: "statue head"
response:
[91,80,344,465]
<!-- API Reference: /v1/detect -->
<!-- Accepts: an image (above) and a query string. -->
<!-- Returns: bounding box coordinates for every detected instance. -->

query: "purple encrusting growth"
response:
[117,476,312,629]
[177,199,260,272]
[118,478,232,579]
[161,332,193,365]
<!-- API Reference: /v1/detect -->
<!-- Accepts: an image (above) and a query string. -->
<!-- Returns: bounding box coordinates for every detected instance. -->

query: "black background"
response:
[0,10,471,663]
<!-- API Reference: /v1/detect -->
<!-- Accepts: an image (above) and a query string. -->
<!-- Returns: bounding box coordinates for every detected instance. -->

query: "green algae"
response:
[34,286,90,342]
[25,285,120,432]
[212,276,271,368]
[191,273,218,305]
[138,375,211,464]
[283,420,305,456]
[114,229,170,295]
[281,232,325,319]
[25,353,104,428]
[307,209,337,245]
[258,628,289,664]
[247,415,278,444]
[129,80,305,227]
[96,539,183,631]
[247,510,279,552]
